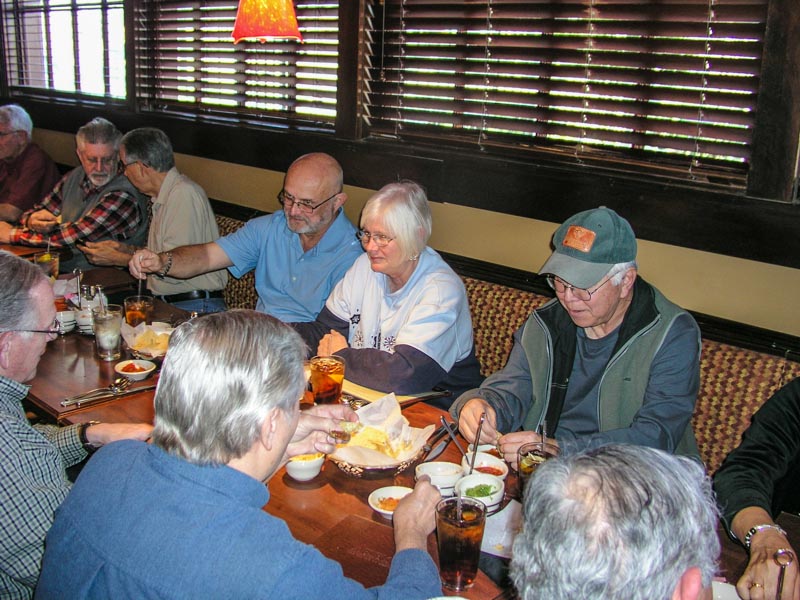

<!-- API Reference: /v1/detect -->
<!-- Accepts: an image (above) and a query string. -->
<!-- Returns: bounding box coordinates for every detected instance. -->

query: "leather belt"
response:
[156,290,224,303]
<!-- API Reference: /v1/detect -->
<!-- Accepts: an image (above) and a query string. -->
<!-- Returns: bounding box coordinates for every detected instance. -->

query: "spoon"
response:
[468,412,486,475]
[439,416,467,459]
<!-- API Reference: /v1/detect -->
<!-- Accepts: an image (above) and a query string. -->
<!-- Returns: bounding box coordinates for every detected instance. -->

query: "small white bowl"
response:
[368,485,413,520]
[114,359,156,381]
[76,309,94,334]
[468,442,498,455]
[56,310,76,334]
[461,451,509,480]
[455,473,505,516]
[415,461,463,497]
[285,453,325,482]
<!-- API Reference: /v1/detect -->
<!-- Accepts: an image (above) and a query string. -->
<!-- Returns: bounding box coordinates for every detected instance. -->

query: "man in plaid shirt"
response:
[0,253,152,598]
[0,117,149,273]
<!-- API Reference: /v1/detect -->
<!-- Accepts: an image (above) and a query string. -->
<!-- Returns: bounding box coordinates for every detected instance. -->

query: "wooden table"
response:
[0,243,43,258]
[37,315,798,598]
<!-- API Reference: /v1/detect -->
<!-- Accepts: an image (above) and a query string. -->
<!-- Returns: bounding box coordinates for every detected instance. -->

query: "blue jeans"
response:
[162,296,227,314]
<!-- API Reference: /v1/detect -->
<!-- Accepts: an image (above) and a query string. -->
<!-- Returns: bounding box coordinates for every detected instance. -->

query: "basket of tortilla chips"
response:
[121,322,173,359]
[328,394,435,479]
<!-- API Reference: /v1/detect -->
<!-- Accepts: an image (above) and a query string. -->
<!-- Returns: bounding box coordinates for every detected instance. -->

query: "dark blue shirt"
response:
[36,441,441,599]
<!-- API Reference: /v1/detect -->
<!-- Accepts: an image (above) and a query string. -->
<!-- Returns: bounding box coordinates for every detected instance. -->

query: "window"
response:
[134,0,339,128]
[365,0,770,184]
[1,0,126,100]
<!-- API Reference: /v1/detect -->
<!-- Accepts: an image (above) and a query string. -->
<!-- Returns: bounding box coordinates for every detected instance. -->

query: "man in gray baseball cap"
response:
[451,206,702,463]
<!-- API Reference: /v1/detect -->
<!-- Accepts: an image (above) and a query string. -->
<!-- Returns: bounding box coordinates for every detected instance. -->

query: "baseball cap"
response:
[539,207,637,289]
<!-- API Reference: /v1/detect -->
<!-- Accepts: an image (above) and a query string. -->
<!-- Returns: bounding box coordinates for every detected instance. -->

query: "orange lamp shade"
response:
[232,0,302,43]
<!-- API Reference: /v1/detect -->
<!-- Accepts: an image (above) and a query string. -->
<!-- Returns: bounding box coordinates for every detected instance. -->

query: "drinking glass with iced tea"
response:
[436,496,487,591]
[517,441,560,498]
[309,355,345,404]
[124,295,154,327]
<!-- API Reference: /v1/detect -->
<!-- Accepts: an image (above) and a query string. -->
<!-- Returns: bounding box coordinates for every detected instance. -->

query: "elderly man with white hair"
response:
[0,104,60,222]
[512,444,720,600]
[37,310,443,599]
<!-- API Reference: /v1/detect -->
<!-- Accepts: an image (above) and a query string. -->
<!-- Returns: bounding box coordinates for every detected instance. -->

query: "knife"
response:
[419,423,452,462]
[61,383,158,407]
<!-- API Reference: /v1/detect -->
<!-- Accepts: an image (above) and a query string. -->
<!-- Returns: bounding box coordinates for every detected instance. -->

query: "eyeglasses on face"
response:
[277,190,339,214]
[546,275,612,302]
[0,129,21,138]
[4,318,60,339]
[356,229,395,248]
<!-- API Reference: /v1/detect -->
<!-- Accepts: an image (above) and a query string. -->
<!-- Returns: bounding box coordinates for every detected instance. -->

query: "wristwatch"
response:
[78,420,101,452]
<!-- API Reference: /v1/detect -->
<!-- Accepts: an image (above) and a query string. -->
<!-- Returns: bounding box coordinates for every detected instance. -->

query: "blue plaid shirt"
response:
[0,375,86,599]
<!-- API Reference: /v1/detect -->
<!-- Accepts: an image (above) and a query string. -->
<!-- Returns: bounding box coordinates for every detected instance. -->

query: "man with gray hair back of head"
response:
[0,104,60,222]
[452,206,702,465]
[78,127,227,313]
[37,310,444,600]
[0,252,151,599]
[0,116,149,273]
[511,444,720,600]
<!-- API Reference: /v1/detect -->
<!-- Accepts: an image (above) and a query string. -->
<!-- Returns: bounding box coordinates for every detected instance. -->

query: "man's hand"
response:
[317,330,348,356]
[458,398,499,445]
[28,209,60,233]
[393,475,441,551]
[78,240,133,267]
[496,430,553,469]
[129,248,162,279]
[0,221,12,243]
[84,422,153,446]
[285,403,358,458]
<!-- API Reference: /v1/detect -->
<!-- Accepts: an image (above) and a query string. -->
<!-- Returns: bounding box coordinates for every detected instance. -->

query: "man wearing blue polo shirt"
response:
[130,153,362,322]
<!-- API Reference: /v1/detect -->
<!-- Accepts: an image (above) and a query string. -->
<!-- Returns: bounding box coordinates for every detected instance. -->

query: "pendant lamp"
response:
[232,0,302,43]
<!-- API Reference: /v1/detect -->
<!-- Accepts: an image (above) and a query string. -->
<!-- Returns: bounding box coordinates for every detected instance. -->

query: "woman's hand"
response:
[317,330,348,356]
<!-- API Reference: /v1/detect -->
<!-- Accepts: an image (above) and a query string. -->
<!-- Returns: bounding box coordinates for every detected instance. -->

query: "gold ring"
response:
[749,582,763,589]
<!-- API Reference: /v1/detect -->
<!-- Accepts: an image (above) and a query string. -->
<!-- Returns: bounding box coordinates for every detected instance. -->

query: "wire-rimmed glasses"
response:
[545,275,612,302]
[3,318,60,340]
[277,190,339,214]
[356,229,395,248]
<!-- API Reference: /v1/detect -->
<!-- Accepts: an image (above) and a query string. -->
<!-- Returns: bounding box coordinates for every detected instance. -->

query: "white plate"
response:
[368,486,412,520]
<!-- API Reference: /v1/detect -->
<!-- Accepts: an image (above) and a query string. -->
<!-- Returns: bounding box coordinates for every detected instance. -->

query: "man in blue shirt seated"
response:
[129,152,363,322]
[36,310,443,600]
[452,206,702,461]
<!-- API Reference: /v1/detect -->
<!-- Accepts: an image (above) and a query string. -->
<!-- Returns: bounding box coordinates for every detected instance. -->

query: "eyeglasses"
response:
[119,159,136,171]
[546,275,612,302]
[356,229,395,248]
[277,190,339,214]
[81,155,117,168]
[0,130,21,138]
[3,318,60,339]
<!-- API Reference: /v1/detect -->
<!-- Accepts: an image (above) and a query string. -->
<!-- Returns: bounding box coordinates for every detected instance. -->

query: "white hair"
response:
[360,180,432,260]
[511,444,720,600]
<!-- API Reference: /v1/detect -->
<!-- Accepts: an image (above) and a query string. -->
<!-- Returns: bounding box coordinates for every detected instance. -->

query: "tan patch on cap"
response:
[562,225,596,253]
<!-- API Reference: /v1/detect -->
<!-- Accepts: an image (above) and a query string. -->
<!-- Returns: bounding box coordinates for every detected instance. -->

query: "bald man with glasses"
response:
[452,206,702,464]
[0,252,151,599]
[130,152,362,322]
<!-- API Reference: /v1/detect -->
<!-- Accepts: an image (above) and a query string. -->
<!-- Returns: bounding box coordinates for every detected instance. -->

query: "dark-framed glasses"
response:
[277,190,339,214]
[546,275,612,302]
[3,318,60,339]
[356,229,394,248]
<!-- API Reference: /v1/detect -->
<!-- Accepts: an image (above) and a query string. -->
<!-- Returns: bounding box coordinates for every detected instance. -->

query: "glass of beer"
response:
[309,355,345,404]
[124,295,154,327]
[517,441,560,498]
[436,496,487,591]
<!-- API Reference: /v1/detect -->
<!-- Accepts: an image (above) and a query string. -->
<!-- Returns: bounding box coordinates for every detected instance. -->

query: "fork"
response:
[61,377,131,406]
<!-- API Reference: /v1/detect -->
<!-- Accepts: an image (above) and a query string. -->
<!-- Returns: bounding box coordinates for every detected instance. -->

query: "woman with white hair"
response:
[293,180,482,408]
